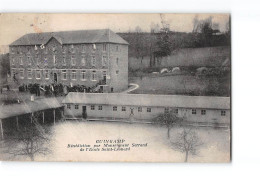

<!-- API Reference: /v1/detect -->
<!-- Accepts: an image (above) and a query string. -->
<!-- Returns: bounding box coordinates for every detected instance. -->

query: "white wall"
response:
[64,103,230,124]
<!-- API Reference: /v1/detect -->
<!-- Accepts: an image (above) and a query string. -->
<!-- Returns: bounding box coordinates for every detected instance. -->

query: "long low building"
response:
[61,93,230,124]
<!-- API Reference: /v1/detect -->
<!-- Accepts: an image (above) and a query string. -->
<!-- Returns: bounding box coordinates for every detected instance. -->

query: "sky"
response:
[0,13,229,53]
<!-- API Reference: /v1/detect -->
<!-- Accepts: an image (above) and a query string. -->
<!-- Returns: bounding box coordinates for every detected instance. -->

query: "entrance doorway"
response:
[54,73,57,83]
[130,108,134,115]
[82,106,87,119]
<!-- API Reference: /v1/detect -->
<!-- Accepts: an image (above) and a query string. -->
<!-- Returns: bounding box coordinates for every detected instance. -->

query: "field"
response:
[129,73,230,96]
[0,121,230,162]
[129,46,230,70]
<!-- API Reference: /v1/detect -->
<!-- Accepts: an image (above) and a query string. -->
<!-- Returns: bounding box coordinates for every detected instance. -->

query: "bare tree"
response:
[153,109,183,138]
[5,114,51,161]
[171,127,203,162]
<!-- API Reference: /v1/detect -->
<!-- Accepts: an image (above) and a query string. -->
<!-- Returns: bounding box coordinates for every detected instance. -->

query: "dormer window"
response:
[52,45,56,52]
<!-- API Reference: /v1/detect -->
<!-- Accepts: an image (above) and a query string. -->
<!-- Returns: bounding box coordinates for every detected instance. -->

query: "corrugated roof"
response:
[62,93,230,110]
[0,97,62,119]
[10,29,129,46]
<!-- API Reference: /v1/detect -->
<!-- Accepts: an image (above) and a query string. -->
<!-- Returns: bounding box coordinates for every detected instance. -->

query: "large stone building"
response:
[9,29,129,92]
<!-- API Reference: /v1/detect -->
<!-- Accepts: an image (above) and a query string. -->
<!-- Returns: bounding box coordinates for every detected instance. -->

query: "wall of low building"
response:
[63,103,230,124]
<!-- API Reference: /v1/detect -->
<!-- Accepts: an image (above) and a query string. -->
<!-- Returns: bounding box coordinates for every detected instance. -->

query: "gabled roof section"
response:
[10,29,129,46]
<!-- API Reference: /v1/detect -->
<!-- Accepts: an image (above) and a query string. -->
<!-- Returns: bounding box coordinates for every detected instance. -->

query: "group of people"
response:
[18,82,103,97]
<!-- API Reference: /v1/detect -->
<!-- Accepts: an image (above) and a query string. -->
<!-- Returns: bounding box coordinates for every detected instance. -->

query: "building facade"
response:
[62,93,230,125]
[9,29,129,92]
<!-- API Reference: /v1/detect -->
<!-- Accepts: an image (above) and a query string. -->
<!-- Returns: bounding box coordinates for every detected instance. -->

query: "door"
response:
[82,106,87,119]
[130,108,134,115]
[103,71,107,84]
[54,73,57,83]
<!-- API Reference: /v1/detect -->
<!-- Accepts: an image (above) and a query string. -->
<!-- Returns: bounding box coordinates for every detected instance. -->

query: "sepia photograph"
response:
[0,13,231,162]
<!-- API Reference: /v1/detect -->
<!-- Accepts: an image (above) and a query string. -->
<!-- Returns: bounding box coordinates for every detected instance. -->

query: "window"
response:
[53,55,57,65]
[81,45,86,53]
[91,56,96,66]
[113,106,117,111]
[102,56,107,66]
[67,104,71,109]
[44,57,48,65]
[116,70,119,75]
[192,109,197,114]
[62,56,66,65]
[36,70,41,79]
[92,70,96,81]
[122,107,126,111]
[11,57,15,65]
[19,56,23,65]
[81,56,86,65]
[138,107,142,112]
[27,69,32,79]
[81,70,86,80]
[116,45,119,52]
[45,70,49,79]
[71,56,76,66]
[19,69,24,79]
[91,105,95,110]
[52,45,56,52]
[103,44,107,51]
[71,70,76,80]
[75,105,79,109]
[70,45,75,53]
[165,107,169,113]
[174,109,178,114]
[27,56,31,65]
[221,110,226,116]
[201,110,206,115]
[92,44,96,50]
[62,70,67,80]
[98,105,102,110]
[147,108,151,112]
[62,46,66,53]
[116,58,119,65]
[36,57,40,65]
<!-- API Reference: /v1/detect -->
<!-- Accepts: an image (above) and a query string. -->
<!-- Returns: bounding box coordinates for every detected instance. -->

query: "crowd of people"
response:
[18,82,103,97]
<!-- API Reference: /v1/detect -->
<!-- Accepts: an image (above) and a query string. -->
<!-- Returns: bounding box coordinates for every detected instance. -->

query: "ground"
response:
[129,73,230,96]
[0,121,230,162]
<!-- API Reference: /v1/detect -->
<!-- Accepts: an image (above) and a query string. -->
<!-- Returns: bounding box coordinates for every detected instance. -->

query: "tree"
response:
[153,14,172,66]
[5,114,51,161]
[153,109,183,138]
[171,127,203,162]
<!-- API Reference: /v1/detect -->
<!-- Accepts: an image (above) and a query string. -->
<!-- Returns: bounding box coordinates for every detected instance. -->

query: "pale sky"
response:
[0,13,229,52]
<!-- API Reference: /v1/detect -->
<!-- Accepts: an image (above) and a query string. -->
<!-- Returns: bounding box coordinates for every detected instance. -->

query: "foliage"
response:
[171,127,203,162]
[153,110,183,138]
[4,115,52,161]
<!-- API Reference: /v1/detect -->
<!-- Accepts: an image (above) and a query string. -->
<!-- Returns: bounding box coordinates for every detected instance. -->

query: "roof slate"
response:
[10,29,129,46]
[62,93,230,110]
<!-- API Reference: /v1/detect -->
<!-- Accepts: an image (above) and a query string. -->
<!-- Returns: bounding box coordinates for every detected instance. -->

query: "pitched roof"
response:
[10,29,129,46]
[62,93,230,110]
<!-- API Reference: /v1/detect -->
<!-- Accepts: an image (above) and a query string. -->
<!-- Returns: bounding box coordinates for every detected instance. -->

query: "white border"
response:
[1,0,260,176]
